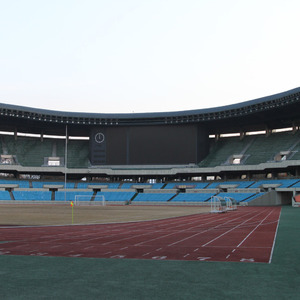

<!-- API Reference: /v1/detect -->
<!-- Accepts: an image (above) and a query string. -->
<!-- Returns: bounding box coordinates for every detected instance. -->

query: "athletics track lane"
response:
[0,206,281,263]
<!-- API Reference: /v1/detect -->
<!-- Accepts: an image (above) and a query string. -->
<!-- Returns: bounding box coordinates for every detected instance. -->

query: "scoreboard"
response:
[90,124,208,165]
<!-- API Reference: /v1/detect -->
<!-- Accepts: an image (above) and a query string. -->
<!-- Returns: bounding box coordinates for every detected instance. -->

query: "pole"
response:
[64,125,68,203]
[71,201,74,224]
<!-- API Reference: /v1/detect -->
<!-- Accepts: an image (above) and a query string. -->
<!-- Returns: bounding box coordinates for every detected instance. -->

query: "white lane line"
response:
[235,209,275,249]
[201,209,268,247]
[138,212,244,247]
[269,208,281,264]
[105,214,220,247]
[168,210,256,247]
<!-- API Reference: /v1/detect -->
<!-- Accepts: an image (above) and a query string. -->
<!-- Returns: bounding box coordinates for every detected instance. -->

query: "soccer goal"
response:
[210,196,226,213]
[74,195,106,206]
[224,197,237,211]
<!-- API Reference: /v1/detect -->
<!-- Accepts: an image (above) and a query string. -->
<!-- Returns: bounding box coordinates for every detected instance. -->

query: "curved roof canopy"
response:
[0,87,300,135]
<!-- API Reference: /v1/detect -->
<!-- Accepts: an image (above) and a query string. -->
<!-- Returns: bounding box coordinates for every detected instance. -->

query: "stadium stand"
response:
[206,181,255,189]
[31,181,75,189]
[0,190,12,200]
[0,179,30,188]
[199,136,250,167]
[55,191,94,201]
[77,182,120,189]
[171,193,216,203]
[1,88,300,207]
[250,179,300,188]
[217,192,263,203]
[13,191,52,201]
[163,182,210,189]
[133,193,175,203]
[97,191,136,203]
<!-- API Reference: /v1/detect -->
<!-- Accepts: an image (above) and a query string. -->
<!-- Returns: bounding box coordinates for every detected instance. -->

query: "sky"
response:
[0,0,299,114]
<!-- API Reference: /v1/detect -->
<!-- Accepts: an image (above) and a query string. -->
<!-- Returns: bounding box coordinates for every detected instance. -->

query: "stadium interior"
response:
[1,87,300,207]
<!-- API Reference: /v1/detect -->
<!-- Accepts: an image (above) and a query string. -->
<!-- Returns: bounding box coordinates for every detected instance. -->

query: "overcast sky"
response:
[0,0,299,114]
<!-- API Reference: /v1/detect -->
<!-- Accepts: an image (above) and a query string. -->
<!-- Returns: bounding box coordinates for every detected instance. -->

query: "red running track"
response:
[0,206,281,263]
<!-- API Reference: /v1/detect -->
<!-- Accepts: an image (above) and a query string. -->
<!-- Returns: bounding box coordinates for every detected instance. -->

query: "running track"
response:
[0,206,281,263]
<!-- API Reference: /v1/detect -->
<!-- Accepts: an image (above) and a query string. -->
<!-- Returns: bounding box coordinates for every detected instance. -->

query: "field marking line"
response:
[103,213,219,246]
[201,208,268,247]
[168,209,257,247]
[73,214,205,246]
[236,208,275,248]
[268,207,281,264]
[135,214,231,247]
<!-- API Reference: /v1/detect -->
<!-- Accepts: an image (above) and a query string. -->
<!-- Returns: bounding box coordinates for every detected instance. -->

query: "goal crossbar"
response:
[74,195,106,206]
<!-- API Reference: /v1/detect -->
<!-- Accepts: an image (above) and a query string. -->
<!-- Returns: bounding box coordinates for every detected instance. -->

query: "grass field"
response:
[0,204,211,225]
[0,205,299,299]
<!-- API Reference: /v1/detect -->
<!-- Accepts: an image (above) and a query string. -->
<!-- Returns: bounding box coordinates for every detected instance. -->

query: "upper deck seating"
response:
[199,136,250,167]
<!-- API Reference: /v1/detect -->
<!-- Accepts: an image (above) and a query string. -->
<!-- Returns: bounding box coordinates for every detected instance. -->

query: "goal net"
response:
[210,196,226,213]
[224,196,237,211]
[74,195,106,206]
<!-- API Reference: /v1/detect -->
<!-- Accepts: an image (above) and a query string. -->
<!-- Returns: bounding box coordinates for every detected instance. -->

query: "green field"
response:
[0,206,299,299]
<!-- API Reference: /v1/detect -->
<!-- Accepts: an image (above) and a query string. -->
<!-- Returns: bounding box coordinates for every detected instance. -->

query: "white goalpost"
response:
[74,195,106,206]
[210,196,226,213]
[224,197,237,211]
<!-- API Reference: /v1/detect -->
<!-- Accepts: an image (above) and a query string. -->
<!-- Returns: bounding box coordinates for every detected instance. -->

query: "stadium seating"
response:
[77,182,120,189]
[97,191,136,202]
[0,190,12,200]
[55,191,94,201]
[133,193,175,202]
[0,179,30,188]
[250,179,300,188]
[217,192,262,203]
[66,140,90,168]
[13,191,52,201]
[199,136,250,167]
[199,131,300,167]
[206,181,255,189]
[163,182,210,189]
[31,181,75,189]
[172,193,216,202]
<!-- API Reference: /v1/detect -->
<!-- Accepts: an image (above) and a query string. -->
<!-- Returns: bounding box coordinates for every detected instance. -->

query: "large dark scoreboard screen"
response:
[90,124,208,165]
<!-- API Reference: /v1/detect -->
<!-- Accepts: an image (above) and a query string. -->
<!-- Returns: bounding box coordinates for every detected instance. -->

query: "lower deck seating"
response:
[0,191,11,200]
[13,191,52,201]
[133,193,175,202]
[217,192,264,203]
[97,191,136,202]
[55,191,94,201]
[172,193,216,202]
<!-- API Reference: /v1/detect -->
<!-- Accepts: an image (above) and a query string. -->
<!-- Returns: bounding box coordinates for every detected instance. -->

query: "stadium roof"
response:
[0,87,300,135]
